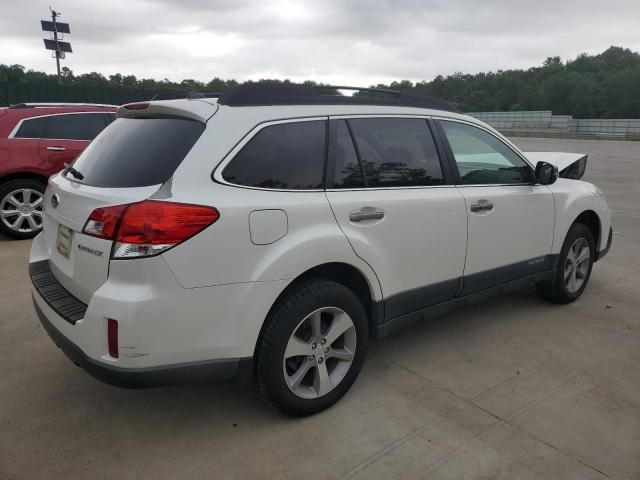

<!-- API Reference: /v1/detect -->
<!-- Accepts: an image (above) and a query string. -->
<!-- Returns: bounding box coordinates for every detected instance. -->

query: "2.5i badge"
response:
[78,244,104,257]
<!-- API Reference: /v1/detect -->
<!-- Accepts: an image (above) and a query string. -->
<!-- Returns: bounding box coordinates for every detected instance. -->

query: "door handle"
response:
[46,146,66,151]
[470,200,494,213]
[349,207,385,222]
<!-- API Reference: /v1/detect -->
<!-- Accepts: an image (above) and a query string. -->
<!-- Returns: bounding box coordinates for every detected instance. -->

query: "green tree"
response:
[2,46,640,117]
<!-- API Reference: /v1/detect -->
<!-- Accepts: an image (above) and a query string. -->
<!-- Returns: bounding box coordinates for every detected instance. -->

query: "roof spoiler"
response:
[118,99,218,122]
[150,91,223,101]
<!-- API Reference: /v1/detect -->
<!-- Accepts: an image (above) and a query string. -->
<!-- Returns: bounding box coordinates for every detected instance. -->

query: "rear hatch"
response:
[42,101,212,304]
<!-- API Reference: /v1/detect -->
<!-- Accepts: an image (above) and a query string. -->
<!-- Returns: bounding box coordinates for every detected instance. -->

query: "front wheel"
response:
[255,279,368,416]
[537,222,595,304]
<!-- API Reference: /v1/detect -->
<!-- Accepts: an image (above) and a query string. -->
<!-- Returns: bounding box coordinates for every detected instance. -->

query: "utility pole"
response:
[51,9,61,79]
[41,7,72,83]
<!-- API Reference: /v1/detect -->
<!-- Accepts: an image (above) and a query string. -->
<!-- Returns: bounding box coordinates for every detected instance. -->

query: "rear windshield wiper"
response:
[63,163,84,180]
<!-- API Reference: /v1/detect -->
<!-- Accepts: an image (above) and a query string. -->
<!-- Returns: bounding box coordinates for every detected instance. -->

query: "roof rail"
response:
[217,82,460,113]
[150,91,223,101]
[9,102,117,109]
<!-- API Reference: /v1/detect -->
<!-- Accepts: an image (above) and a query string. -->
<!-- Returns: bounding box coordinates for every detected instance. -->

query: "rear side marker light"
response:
[82,200,219,259]
[108,319,119,358]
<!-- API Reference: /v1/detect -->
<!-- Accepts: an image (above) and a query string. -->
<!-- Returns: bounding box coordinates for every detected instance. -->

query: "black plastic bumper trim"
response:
[595,227,613,262]
[33,298,246,388]
[29,260,87,325]
[458,254,557,297]
[375,270,553,339]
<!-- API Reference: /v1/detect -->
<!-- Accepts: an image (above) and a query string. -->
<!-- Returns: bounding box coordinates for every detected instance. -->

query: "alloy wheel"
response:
[564,237,590,293]
[0,188,44,234]
[282,306,357,399]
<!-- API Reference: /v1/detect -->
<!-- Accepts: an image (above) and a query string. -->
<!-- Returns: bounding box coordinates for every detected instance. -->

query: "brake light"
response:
[82,201,219,258]
[123,102,149,110]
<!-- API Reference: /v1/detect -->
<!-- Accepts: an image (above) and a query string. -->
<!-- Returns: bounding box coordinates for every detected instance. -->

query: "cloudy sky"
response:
[2,0,639,85]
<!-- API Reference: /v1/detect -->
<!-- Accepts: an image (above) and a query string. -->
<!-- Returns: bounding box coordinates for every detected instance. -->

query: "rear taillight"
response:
[82,200,219,259]
[83,204,127,239]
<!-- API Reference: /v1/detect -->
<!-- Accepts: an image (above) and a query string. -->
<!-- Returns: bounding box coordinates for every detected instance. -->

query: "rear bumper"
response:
[29,228,285,374]
[34,298,244,388]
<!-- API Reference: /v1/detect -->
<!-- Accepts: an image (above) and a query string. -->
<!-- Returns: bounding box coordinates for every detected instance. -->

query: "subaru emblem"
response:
[50,193,60,209]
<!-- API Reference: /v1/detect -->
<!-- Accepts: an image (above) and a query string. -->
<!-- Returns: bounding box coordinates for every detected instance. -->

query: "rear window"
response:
[222,121,326,189]
[70,117,205,188]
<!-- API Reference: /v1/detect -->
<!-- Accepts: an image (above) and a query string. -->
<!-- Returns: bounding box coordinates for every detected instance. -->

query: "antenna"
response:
[41,7,72,83]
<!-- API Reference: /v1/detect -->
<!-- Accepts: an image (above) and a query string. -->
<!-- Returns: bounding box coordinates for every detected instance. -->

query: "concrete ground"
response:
[1,137,638,479]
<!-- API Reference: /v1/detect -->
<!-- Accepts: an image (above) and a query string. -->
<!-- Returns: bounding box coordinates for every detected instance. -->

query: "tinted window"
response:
[332,120,364,188]
[440,121,532,185]
[223,121,326,189]
[14,116,49,138]
[70,117,205,188]
[44,113,107,141]
[348,118,444,187]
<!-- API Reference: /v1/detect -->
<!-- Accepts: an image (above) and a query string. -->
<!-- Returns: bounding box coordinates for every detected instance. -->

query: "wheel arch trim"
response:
[254,261,383,355]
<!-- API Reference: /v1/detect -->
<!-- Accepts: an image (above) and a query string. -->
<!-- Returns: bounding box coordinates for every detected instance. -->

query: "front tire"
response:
[0,178,46,239]
[255,279,368,417]
[537,222,595,304]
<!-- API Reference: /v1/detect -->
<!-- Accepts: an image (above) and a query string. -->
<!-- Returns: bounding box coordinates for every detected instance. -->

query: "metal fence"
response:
[468,110,640,138]
[0,81,161,106]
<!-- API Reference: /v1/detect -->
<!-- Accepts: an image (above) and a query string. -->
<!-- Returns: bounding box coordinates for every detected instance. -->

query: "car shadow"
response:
[0,231,29,242]
[52,282,543,430]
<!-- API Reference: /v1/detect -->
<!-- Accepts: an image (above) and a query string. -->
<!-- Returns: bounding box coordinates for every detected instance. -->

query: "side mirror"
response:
[535,161,558,185]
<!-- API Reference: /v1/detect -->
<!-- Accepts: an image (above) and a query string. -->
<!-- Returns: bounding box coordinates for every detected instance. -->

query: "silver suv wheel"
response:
[564,237,590,293]
[0,188,44,234]
[283,306,357,399]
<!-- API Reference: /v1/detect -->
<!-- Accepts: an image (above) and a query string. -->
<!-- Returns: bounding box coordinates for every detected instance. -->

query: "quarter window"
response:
[43,113,108,141]
[222,121,326,190]
[347,118,444,187]
[440,121,532,185]
[14,116,49,138]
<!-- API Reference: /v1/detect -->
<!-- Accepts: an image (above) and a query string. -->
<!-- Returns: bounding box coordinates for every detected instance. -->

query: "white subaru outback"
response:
[29,83,612,416]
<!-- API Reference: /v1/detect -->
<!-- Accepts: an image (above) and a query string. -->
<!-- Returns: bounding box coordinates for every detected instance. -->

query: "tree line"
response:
[1,46,639,118]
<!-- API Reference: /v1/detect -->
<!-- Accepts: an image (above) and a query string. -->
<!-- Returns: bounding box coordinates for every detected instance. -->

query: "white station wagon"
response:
[29,83,612,416]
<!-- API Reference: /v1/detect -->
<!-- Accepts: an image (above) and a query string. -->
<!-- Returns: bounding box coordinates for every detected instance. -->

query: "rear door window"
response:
[348,118,444,187]
[14,116,49,138]
[222,120,326,189]
[43,113,108,141]
[70,116,205,188]
[331,120,365,188]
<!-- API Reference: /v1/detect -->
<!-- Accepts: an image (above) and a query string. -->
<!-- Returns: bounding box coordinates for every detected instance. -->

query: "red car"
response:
[0,103,116,238]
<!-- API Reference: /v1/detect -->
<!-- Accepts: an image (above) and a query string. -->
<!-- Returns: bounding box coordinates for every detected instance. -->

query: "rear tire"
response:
[536,223,595,304]
[255,279,368,417]
[0,178,46,239]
